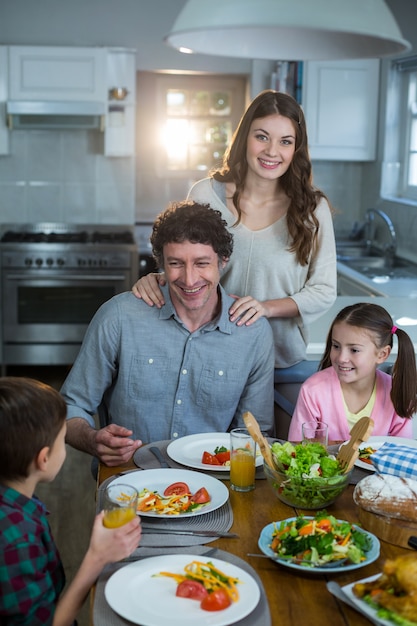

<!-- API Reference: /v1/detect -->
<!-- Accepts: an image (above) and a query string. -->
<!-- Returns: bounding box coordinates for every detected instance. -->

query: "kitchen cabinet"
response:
[0,46,9,155]
[303,59,380,161]
[9,46,106,102]
[104,48,136,157]
[5,46,136,158]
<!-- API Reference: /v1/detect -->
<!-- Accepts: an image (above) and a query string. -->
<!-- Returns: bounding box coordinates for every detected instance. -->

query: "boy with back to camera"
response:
[0,377,141,626]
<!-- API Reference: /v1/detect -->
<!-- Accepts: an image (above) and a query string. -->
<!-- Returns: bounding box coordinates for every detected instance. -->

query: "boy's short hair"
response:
[0,377,67,481]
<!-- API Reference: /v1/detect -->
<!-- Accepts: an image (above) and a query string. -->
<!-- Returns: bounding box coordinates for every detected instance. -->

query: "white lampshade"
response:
[165,0,411,60]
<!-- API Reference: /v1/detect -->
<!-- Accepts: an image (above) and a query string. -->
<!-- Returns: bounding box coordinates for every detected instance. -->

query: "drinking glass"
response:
[230,428,256,492]
[103,483,138,528]
[302,422,329,447]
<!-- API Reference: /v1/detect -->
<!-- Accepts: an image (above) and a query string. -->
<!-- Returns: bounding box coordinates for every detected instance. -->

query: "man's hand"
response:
[95,424,142,466]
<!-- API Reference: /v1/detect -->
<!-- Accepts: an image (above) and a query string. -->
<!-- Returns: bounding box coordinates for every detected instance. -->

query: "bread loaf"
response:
[353,474,417,522]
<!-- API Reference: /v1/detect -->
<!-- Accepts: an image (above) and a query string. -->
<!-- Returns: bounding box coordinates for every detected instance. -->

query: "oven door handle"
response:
[6,274,128,281]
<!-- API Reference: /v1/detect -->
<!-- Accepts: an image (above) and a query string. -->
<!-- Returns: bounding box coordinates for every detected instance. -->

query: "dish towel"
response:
[371,442,417,480]
[93,547,271,626]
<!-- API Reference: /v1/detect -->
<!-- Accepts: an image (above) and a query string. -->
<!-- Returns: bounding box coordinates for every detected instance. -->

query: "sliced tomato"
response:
[190,487,211,504]
[316,518,332,532]
[201,589,231,611]
[215,451,230,465]
[163,482,190,497]
[176,580,208,601]
[202,451,221,465]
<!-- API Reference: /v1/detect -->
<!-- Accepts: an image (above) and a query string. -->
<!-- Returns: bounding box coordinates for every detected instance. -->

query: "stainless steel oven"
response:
[1,224,138,366]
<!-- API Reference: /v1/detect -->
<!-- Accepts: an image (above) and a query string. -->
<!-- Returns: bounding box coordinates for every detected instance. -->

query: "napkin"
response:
[371,442,417,480]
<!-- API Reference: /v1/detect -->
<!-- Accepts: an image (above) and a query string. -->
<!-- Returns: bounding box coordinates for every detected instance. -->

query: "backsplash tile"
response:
[0,129,135,224]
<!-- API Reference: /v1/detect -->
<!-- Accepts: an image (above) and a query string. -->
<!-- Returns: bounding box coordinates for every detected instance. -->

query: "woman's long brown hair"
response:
[212,90,332,265]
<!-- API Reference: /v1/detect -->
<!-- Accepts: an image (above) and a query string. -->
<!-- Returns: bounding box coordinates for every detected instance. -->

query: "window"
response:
[155,75,247,176]
[405,70,417,198]
[385,56,417,202]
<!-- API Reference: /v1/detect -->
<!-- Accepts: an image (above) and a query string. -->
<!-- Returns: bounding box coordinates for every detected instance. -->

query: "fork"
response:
[247,553,348,568]
[336,416,374,472]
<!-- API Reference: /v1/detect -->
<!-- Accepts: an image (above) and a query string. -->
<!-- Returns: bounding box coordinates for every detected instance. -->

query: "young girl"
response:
[288,302,417,442]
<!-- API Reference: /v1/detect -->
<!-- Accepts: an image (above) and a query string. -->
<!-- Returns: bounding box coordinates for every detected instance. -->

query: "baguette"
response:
[353,474,417,522]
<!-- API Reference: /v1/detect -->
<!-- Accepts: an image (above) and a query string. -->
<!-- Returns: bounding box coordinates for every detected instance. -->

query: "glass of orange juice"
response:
[103,484,139,528]
[230,428,256,492]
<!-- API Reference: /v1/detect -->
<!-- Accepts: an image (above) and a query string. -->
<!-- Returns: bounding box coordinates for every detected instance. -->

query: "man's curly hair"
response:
[151,200,234,268]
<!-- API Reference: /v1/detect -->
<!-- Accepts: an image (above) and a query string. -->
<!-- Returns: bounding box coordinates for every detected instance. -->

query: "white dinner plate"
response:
[105,554,260,626]
[258,517,380,574]
[167,432,263,472]
[341,574,395,626]
[341,436,417,472]
[107,468,229,518]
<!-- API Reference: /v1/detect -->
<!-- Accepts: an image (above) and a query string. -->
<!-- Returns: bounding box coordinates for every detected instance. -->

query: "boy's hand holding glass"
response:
[103,484,139,528]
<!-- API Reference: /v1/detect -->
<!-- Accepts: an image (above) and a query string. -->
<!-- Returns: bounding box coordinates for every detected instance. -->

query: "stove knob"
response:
[35,258,43,266]
[57,258,65,266]
[46,258,53,266]
[24,258,33,266]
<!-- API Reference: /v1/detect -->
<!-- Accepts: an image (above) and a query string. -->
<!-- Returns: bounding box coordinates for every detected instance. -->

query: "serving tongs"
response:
[243,411,275,470]
[336,416,374,473]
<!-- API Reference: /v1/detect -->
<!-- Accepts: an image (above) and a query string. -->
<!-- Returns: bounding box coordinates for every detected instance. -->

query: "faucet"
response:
[365,208,397,262]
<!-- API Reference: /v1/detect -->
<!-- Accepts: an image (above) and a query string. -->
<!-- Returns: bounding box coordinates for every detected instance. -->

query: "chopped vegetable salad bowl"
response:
[264,462,351,509]
[265,441,352,510]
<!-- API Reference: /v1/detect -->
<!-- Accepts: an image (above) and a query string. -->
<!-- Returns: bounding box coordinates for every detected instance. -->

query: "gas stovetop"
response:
[0,223,138,269]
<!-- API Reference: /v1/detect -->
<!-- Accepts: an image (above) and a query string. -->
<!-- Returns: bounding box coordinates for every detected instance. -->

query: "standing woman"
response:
[133,90,337,370]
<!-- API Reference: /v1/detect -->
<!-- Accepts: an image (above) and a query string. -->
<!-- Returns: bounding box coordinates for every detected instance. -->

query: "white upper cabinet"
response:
[9,46,106,102]
[303,59,380,161]
[5,46,136,157]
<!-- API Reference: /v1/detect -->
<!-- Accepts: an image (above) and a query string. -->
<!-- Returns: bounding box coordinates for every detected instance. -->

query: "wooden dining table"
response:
[93,456,410,626]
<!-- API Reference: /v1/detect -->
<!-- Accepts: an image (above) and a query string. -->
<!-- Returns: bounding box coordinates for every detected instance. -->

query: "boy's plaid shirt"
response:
[0,485,65,624]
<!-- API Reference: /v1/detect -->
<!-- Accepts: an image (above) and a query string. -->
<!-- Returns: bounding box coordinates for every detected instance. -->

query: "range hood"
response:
[6,100,106,130]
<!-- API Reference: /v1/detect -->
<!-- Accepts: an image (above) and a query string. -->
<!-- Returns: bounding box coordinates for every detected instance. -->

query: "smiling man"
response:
[62,201,274,467]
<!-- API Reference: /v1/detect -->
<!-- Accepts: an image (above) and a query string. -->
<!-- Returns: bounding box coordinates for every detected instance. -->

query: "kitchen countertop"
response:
[337,260,417,298]
[307,296,417,360]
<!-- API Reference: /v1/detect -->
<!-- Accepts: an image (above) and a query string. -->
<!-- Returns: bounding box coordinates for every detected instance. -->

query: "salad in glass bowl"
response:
[265,441,351,509]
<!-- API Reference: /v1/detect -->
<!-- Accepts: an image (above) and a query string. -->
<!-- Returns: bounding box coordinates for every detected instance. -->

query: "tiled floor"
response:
[6,365,96,626]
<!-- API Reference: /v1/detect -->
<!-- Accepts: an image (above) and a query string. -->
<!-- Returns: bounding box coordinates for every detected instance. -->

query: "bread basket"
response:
[357,507,417,549]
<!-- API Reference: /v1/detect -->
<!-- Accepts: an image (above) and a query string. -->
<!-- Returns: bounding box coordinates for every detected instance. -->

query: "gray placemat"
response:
[93,547,271,626]
[97,472,234,546]
[134,439,267,479]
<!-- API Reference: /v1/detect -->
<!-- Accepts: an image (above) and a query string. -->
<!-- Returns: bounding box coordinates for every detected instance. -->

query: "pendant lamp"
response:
[165,0,410,60]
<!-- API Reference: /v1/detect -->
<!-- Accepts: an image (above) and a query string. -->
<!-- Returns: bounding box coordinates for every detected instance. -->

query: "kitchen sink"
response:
[338,256,417,280]
[336,238,417,280]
